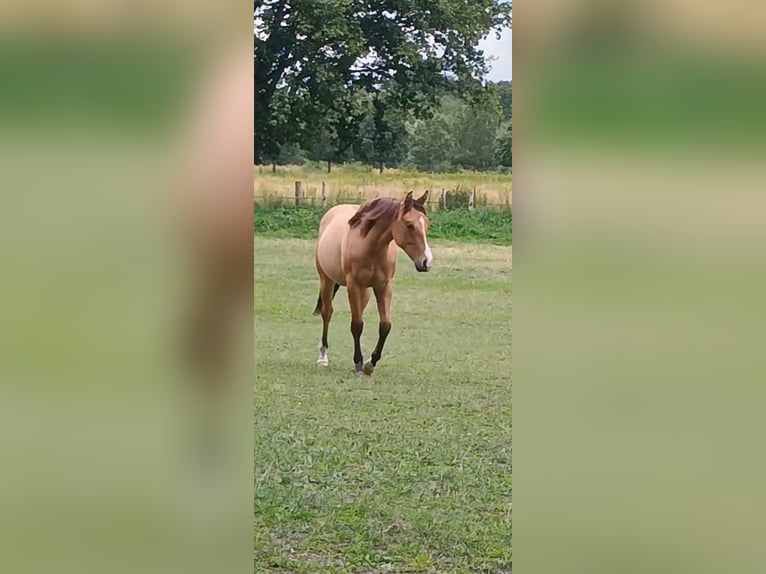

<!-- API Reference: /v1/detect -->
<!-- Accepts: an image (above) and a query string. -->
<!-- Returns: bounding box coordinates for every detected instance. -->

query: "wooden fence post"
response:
[441,188,447,210]
[321,181,328,208]
[295,181,303,206]
[469,186,476,210]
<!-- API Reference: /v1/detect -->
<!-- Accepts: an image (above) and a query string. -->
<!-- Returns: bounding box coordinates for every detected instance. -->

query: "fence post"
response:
[295,181,303,206]
[321,181,327,208]
[441,188,447,210]
[469,186,476,210]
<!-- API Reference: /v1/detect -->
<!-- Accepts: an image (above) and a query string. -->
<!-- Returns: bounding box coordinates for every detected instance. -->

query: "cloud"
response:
[480,27,512,82]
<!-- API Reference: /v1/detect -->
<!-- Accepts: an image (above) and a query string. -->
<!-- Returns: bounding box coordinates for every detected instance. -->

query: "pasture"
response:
[254,236,512,573]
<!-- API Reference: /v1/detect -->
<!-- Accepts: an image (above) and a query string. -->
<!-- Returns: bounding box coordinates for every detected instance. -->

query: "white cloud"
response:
[480,27,512,82]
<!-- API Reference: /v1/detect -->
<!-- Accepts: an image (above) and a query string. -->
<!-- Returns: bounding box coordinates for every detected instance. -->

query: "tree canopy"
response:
[255,0,512,166]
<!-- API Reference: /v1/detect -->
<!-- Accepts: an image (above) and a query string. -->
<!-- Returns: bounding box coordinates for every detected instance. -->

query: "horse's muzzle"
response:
[415,261,431,272]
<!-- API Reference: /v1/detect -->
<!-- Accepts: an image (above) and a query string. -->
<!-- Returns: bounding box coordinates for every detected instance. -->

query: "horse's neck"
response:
[362,223,394,258]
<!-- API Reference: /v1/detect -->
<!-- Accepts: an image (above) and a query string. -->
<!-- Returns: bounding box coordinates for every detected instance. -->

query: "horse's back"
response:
[316,204,359,285]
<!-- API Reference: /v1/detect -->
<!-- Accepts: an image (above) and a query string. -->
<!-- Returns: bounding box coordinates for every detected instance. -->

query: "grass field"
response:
[254,237,512,573]
[254,164,513,208]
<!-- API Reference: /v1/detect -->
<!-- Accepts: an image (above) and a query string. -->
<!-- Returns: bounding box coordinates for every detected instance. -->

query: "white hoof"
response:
[363,361,375,375]
[317,344,329,366]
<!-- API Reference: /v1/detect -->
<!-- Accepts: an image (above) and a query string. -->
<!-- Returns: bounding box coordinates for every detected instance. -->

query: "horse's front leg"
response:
[347,283,367,375]
[364,282,392,375]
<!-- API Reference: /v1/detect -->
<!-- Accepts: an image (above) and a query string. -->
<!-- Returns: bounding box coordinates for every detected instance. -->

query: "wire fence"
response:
[254,183,512,211]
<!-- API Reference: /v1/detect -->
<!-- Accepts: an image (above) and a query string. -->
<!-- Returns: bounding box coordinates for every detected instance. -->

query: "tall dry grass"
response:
[254,163,512,207]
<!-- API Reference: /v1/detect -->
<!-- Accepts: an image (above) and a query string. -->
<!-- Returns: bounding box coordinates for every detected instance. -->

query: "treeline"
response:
[264,81,511,174]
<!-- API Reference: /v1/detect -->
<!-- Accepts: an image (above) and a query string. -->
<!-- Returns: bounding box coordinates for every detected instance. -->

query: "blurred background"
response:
[517,1,766,573]
[0,2,252,574]
[3,0,766,572]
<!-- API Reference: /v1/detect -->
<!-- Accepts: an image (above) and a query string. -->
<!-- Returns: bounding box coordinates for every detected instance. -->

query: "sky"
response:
[480,27,512,82]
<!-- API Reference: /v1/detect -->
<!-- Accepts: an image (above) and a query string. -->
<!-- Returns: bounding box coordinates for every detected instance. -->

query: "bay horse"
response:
[313,191,433,375]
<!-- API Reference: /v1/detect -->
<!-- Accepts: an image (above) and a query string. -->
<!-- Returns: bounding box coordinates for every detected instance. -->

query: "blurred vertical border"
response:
[517,1,766,573]
[0,3,253,574]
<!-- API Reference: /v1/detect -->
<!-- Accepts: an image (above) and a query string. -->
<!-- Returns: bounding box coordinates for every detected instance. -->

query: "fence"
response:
[254,181,512,211]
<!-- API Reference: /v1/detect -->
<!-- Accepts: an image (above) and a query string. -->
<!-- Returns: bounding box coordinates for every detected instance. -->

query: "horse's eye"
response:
[406,223,414,230]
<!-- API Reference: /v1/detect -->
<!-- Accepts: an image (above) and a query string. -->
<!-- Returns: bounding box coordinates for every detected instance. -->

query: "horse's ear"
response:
[415,190,429,206]
[402,191,413,213]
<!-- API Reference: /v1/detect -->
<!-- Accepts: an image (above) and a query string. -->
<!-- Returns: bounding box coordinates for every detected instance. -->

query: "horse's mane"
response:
[348,197,422,238]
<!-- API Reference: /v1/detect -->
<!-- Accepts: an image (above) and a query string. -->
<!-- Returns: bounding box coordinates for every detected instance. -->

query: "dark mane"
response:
[348,197,420,237]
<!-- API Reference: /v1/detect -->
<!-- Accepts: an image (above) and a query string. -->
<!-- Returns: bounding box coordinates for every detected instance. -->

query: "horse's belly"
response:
[317,238,345,285]
[316,205,357,285]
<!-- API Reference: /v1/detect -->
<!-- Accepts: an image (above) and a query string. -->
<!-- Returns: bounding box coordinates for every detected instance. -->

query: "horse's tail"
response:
[313,283,341,315]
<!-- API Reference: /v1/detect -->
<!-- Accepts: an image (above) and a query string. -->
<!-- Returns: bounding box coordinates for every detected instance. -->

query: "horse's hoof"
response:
[354,370,365,377]
[317,358,329,367]
[363,361,375,375]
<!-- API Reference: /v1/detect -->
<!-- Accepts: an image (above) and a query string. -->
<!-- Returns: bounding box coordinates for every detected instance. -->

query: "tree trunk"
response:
[272,162,276,174]
[379,161,383,174]
[327,160,332,174]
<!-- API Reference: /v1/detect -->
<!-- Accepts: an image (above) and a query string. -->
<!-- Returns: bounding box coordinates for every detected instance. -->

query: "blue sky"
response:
[480,27,512,82]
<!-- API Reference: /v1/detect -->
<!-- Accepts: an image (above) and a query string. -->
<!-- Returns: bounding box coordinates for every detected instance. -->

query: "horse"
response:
[313,191,433,375]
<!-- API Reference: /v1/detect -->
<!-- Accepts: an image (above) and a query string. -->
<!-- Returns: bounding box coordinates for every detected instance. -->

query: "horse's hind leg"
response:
[316,274,336,366]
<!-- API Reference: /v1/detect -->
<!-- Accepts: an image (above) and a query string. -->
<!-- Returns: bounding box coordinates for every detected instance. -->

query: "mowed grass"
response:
[254,237,512,573]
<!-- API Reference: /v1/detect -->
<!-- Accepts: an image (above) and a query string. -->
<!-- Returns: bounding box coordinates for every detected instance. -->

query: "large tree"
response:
[254,0,512,163]
[301,88,368,172]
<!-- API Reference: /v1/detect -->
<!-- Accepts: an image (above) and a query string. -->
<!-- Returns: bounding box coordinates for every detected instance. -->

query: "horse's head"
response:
[393,191,433,272]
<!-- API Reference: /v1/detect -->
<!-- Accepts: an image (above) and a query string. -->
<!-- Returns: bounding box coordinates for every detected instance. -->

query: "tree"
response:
[259,87,298,171]
[407,93,503,171]
[304,120,353,173]
[451,94,503,170]
[301,89,368,172]
[355,95,409,172]
[254,0,513,163]
[409,115,455,172]
[496,121,512,168]
[495,80,512,121]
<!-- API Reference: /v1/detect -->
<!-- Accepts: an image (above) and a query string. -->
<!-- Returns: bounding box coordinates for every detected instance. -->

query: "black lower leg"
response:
[350,320,364,369]
[370,321,391,366]
[321,321,329,349]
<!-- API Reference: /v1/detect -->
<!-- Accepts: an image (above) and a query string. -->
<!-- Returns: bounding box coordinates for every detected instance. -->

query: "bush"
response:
[253,203,511,245]
[276,143,307,165]
[253,204,324,238]
[427,207,511,244]
[301,160,329,172]
[444,186,470,210]
[341,161,375,174]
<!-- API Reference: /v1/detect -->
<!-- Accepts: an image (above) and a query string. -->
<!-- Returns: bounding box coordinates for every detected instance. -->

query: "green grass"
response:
[253,204,512,245]
[254,238,512,573]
